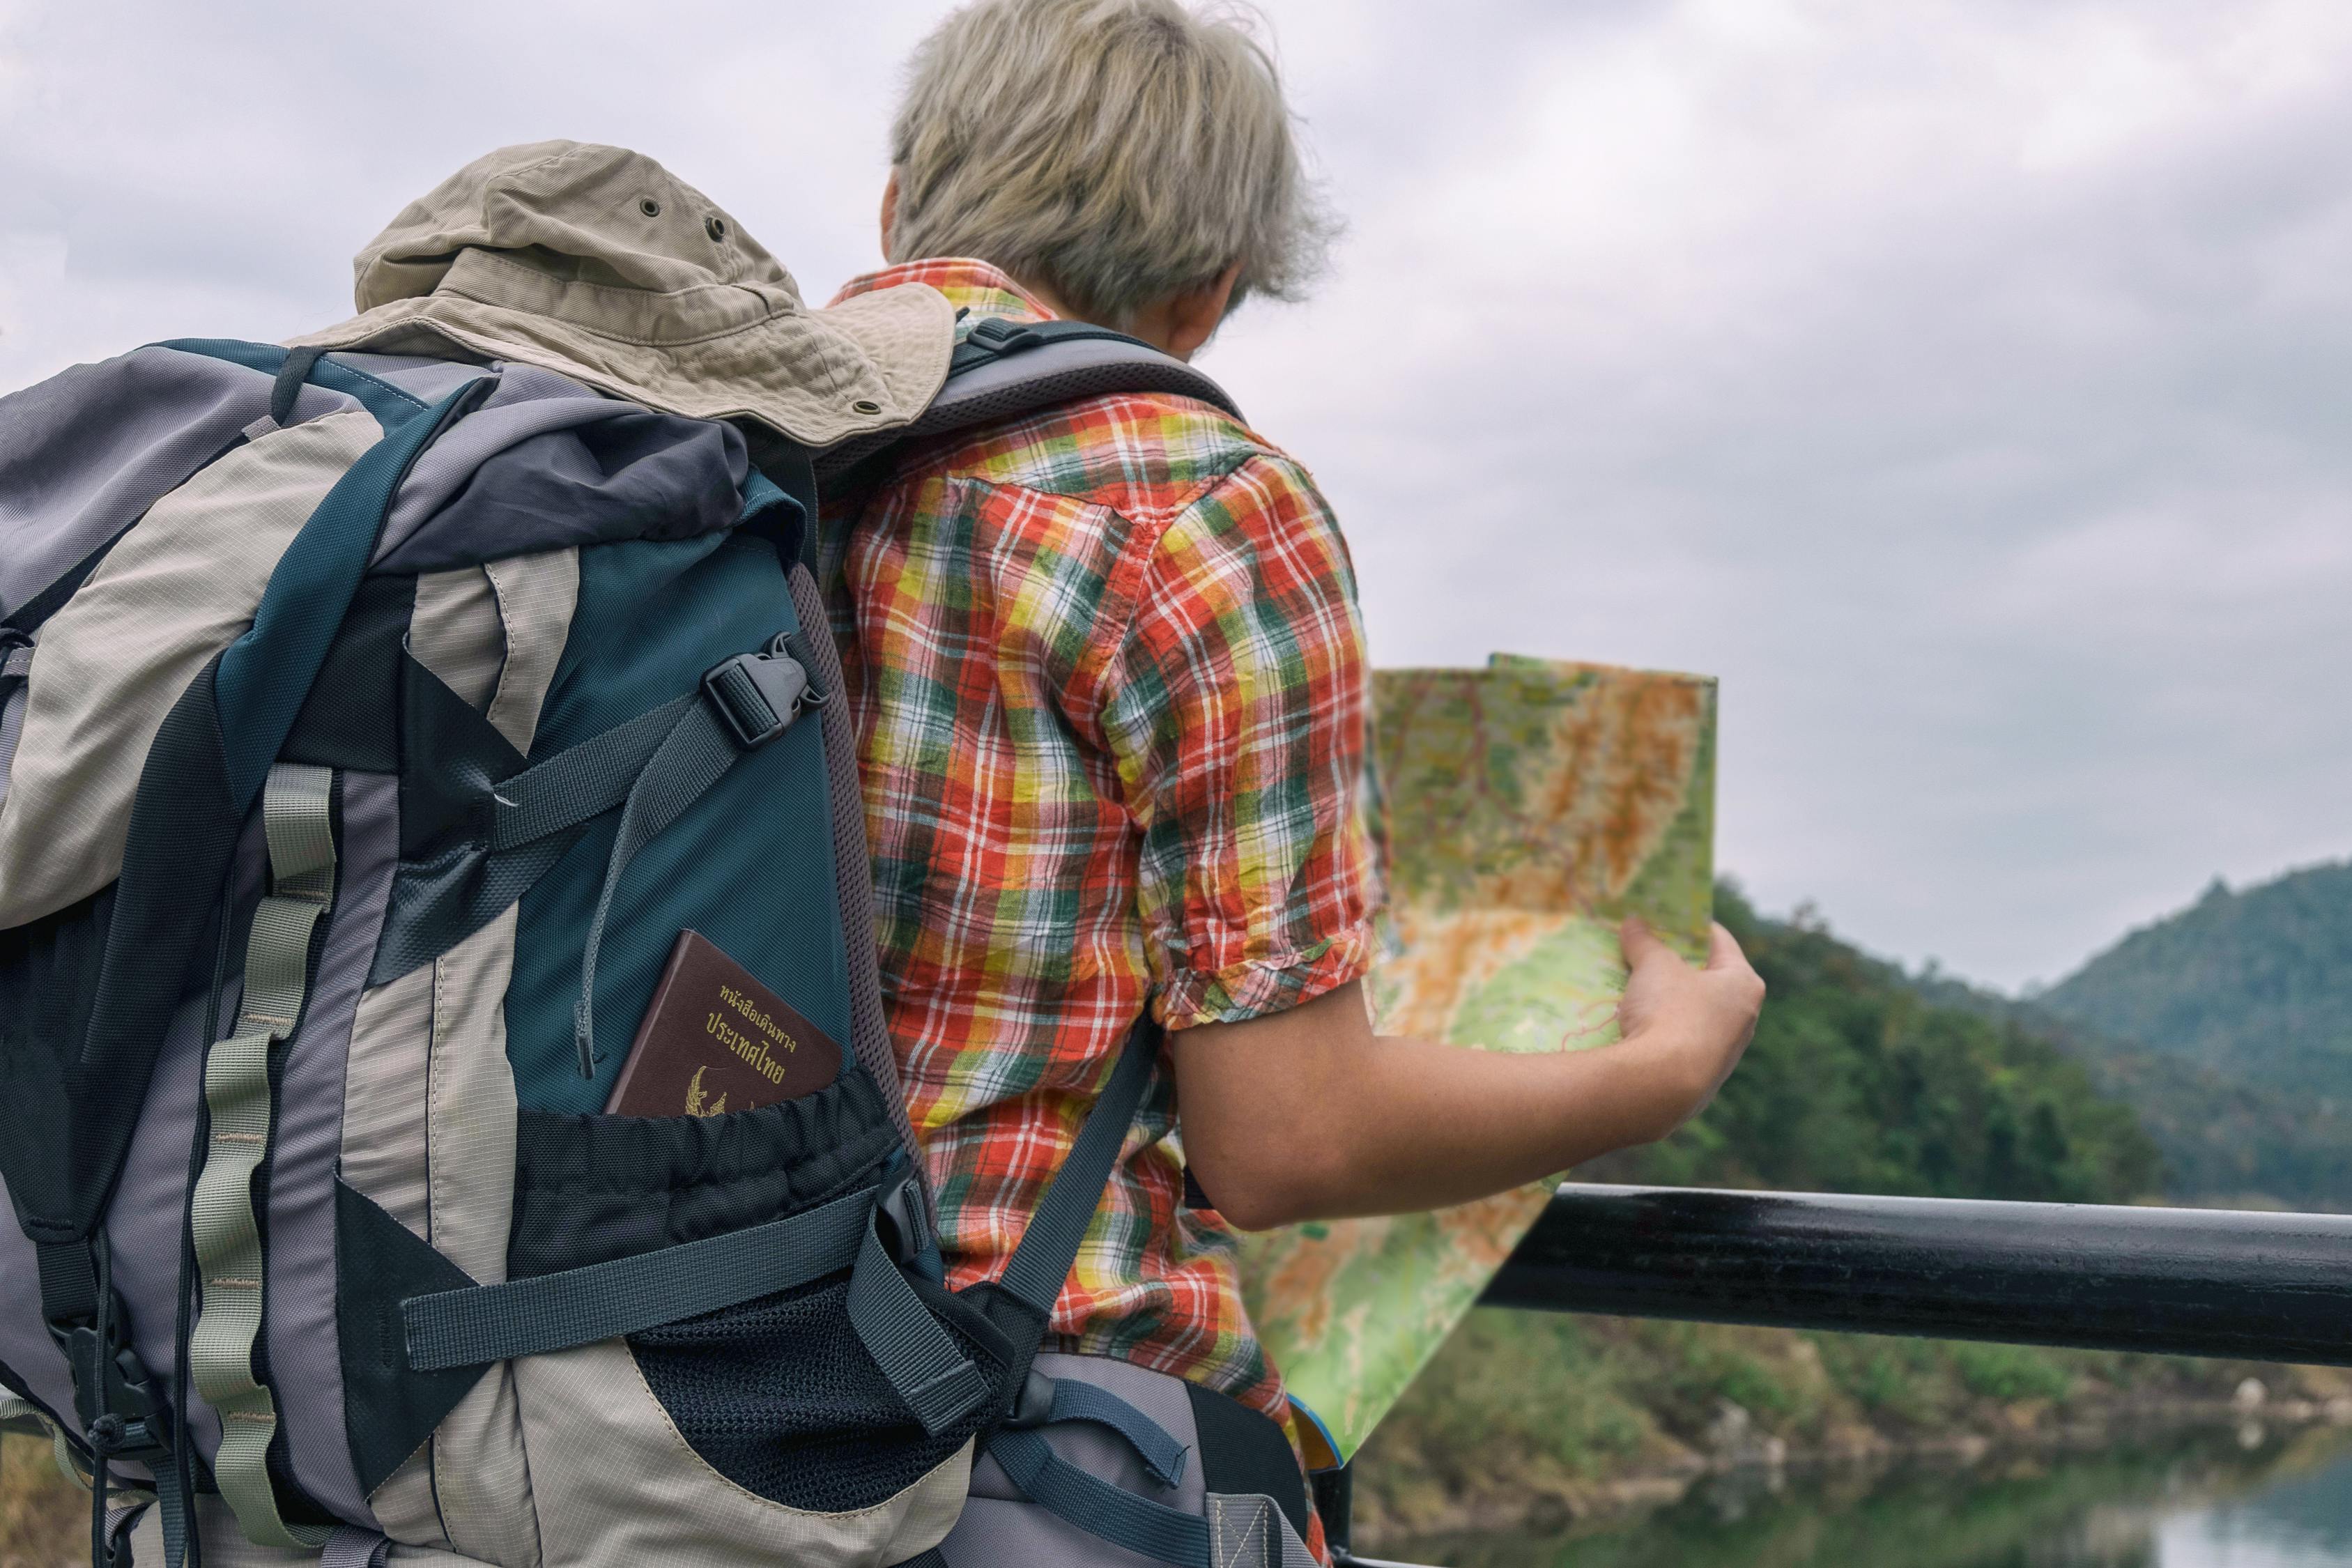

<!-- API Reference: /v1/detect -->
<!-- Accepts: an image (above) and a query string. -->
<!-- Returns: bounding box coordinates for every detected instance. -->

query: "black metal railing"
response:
[1328,1186,2352,1566]
[1480,1183,2352,1364]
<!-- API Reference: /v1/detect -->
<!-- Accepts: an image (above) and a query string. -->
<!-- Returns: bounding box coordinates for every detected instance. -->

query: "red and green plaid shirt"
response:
[821,259,1383,1441]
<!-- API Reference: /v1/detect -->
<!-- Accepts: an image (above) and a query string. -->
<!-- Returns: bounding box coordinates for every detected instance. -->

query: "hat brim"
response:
[295,277,955,451]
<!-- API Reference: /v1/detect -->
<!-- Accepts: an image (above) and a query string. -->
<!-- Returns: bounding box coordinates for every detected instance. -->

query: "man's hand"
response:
[1616,918,1765,1134]
[1173,920,1767,1231]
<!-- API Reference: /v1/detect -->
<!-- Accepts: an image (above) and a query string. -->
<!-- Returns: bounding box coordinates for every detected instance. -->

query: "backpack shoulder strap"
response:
[816,318,1243,489]
[994,1017,1162,1315]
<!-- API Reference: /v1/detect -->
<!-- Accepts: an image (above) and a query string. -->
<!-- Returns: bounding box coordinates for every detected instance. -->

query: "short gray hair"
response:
[888,0,1335,328]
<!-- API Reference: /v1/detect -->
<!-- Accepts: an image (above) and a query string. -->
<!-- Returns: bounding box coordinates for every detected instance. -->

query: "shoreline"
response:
[1356,1378,2352,1543]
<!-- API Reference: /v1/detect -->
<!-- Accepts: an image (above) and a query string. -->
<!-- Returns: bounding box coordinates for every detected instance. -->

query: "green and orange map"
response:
[1239,655,1718,1460]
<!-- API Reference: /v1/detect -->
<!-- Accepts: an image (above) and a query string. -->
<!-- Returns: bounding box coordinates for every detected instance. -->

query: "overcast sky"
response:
[4,0,2347,990]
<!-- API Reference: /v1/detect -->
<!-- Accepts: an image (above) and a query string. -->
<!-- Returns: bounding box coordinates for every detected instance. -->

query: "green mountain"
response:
[2040,861,2352,1101]
[2034,860,2352,1206]
[1581,883,2160,1201]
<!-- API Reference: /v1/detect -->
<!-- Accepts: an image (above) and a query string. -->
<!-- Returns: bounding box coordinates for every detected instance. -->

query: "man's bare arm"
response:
[1171,920,1765,1231]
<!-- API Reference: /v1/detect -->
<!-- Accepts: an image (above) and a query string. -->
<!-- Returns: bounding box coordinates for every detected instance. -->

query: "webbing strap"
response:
[158,338,436,436]
[492,638,808,873]
[1036,1378,1189,1487]
[187,763,337,1551]
[488,694,695,851]
[1209,1494,1319,1568]
[845,1212,990,1437]
[401,1185,873,1372]
[571,695,753,1077]
[270,346,328,428]
[995,1020,1161,1314]
[0,1394,89,1493]
[89,1486,194,1568]
[102,1498,147,1566]
[321,1525,392,1568]
[990,1428,1211,1567]
[210,379,477,807]
[1,643,30,684]
[33,1238,98,1343]
[152,1474,191,1568]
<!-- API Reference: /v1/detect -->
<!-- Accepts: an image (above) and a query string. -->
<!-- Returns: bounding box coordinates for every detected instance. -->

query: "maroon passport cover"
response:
[604,930,843,1116]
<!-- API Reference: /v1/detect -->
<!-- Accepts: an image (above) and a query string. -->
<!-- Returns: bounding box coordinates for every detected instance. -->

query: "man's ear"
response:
[1162,261,1244,362]
[879,168,902,261]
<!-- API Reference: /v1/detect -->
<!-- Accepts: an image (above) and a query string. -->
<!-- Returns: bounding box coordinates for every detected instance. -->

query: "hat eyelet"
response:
[851,399,882,416]
[705,215,728,241]
[638,197,662,218]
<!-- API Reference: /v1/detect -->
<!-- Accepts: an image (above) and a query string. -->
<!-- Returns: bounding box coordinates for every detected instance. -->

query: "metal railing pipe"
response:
[1480,1184,2352,1365]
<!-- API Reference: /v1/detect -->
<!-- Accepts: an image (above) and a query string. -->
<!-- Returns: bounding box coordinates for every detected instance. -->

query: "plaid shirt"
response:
[821,259,1383,1443]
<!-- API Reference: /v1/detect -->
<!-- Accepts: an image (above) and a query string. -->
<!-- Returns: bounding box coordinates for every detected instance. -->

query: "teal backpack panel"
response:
[507,531,854,1114]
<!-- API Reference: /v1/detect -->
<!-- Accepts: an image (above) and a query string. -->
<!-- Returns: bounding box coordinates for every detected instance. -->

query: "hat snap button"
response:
[638,197,662,217]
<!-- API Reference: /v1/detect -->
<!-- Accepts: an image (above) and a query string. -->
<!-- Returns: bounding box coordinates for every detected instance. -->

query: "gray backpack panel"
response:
[0,348,360,624]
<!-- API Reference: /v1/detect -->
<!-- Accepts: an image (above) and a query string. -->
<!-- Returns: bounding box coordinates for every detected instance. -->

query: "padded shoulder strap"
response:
[817,318,1243,486]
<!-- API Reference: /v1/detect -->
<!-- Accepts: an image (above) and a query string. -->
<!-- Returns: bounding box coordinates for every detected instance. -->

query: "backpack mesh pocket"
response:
[506,1066,1002,1514]
[631,1270,1006,1513]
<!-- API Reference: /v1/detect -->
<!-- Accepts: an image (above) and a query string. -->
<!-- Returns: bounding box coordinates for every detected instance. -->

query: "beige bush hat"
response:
[294,140,954,449]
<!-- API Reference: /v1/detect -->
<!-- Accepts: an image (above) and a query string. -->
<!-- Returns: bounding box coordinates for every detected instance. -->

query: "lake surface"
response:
[1372,1426,2352,1568]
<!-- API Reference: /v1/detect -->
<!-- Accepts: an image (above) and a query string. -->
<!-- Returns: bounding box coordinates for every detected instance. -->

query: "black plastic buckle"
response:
[876,1173,931,1266]
[54,1318,172,1468]
[778,631,831,709]
[964,316,1044,355]
[701,641,811,750]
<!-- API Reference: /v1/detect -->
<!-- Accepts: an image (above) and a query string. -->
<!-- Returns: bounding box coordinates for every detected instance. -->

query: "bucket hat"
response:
[295,140,953,449]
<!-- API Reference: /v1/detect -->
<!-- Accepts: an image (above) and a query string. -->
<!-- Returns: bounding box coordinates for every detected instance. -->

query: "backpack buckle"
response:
[877,1170,945,1283]
[700,643,811,749]
[964,316,1043,355]
[51,1311,174,1470]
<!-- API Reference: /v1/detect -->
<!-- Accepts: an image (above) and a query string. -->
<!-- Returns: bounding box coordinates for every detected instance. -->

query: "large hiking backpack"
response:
[0,323,1312,1568]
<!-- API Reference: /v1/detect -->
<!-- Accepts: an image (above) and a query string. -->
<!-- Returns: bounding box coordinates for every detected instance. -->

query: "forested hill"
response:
[2039,861,2352,1100]
[2024,860,2352,1208]
[1583,885,2160,1202]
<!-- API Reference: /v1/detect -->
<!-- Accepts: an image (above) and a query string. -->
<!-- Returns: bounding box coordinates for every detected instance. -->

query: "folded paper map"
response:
[1238,655,1717,1460]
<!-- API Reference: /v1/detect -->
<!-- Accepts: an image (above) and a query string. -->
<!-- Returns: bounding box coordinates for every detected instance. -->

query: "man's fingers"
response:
[1620,916,1675,971]
[1705,921,1751,974]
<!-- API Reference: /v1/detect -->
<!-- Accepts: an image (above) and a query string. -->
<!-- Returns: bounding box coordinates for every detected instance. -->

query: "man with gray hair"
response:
[827,1,1763,1559]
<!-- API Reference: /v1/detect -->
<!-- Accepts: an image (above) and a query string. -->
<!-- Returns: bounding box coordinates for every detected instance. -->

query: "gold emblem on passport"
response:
[604,930,843,1116]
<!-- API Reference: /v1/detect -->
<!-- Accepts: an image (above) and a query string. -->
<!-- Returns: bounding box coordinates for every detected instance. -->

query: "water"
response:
[1373,1427,2352,1568]
[2153,1451,2352,1568]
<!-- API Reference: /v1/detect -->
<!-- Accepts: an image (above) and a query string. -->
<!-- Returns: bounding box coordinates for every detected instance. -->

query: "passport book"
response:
[604,930,843,1116]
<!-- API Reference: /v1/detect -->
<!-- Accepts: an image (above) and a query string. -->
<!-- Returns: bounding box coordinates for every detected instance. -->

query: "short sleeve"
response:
[1097,454,1385,1029]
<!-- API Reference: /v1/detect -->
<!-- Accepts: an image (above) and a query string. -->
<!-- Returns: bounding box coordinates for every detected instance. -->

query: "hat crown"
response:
[355,140,799,311]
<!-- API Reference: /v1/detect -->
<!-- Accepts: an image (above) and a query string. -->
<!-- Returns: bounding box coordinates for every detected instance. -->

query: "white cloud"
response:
[2,0,2346,987]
